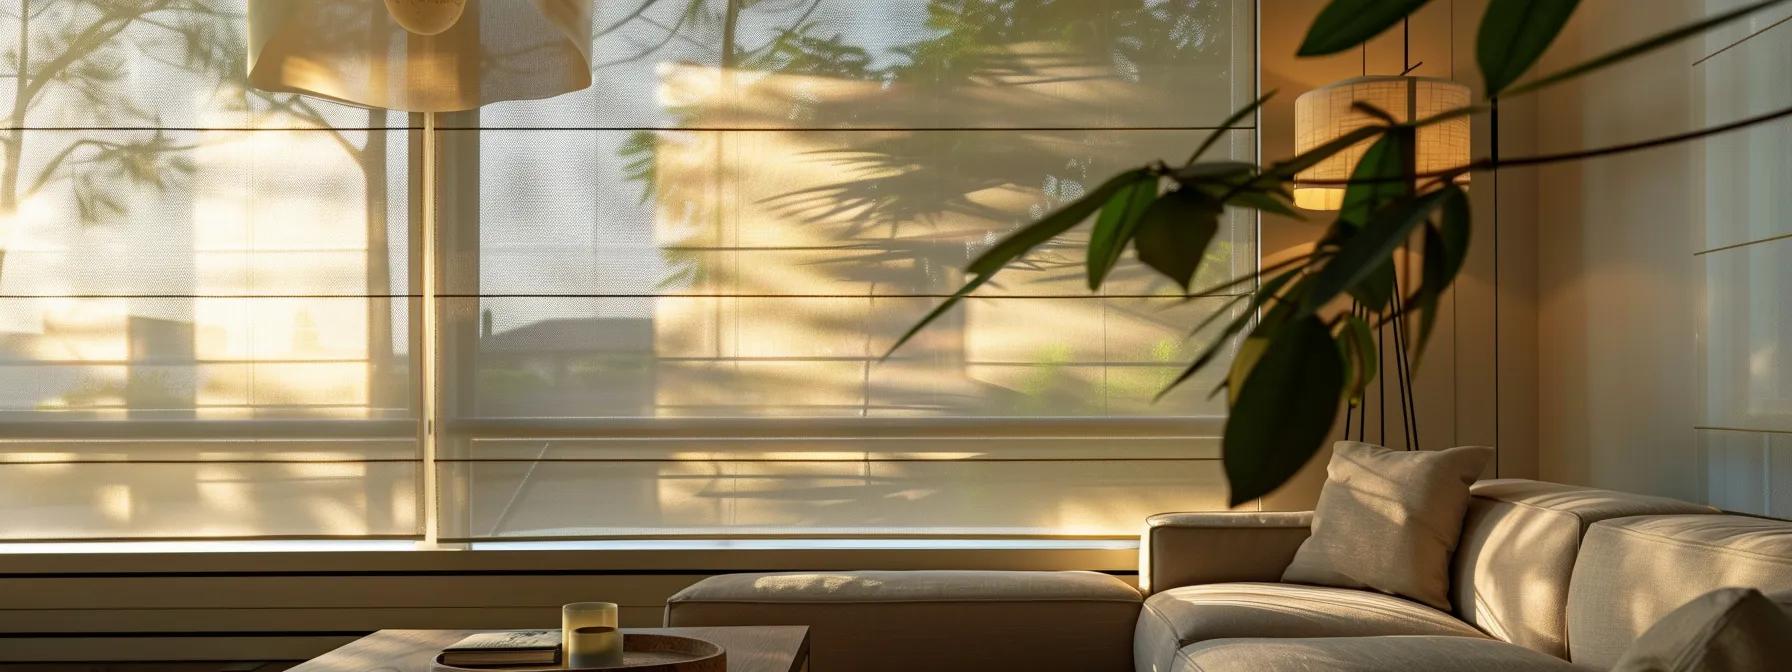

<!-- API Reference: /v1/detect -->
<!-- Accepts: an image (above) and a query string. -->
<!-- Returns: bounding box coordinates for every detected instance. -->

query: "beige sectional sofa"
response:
[667,479,1792,671]
[1139,479,1790,671]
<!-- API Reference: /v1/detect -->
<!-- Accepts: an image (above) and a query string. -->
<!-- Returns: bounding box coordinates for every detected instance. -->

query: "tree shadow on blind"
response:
[449,1,1248,538]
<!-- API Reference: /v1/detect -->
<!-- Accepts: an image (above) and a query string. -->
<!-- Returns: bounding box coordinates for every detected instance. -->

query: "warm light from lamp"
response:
[384,0,468,35]
[1292,76,1472,211]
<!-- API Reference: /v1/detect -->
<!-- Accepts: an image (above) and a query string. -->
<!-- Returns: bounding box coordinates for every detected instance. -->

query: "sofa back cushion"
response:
[1450,480,1715,659]
[1566,514,1792,667]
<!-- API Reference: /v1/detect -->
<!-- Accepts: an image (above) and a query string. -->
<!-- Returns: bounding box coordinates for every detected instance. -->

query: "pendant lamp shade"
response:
[384,0,469,36]
[248,0,594,113]
[1292,76,1472,211]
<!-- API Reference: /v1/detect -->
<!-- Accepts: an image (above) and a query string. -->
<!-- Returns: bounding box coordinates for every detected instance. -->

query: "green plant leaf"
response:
[1504,0,1790,98]
[888,168,1150,358]
[1225,335,1268,406]
[1302,188,1451,315]
[1184,259,1295,301]
[1299,0,1432,56]
[1338,129,1414,230]
[1432,186,1472,284]
[1412,185,1471,359]
[882,272,993,360]
[1224,189,1304,218]
[1180,255,1323,342]
[965,168,1150,276]
[1159,269,1304,399]
[1411,104,1489,129]
[1270,125,1386,180]
[1203,275,1311,401]
[1477,0,1580,95]
[1187,291,1253,337]
[1087,176,1161,290]
[1187,91,1276,165]
[1223,314,1346,506]
[1187,176,1304,219]
[1173,161,1259,181]
[1352,101,1398,125]
[1349,259,1399,310]
[1319,129,1417,312]
[1339,312,1378,402]
[1134,189,1223,290]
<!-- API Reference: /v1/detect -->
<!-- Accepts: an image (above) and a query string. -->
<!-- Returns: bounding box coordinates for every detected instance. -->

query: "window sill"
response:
[469,538,1138,551]
[0,538,1140,574]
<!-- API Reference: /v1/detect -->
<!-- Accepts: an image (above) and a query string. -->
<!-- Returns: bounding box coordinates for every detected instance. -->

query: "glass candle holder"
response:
[562,602,623,667]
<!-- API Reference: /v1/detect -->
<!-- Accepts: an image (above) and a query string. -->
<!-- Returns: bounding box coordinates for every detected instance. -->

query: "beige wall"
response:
[1531,0,1792,509]
[1255,0,1791,509]
[1534,0,1706,500]
[1258,0,1541,509]
[1534,0,1792,510]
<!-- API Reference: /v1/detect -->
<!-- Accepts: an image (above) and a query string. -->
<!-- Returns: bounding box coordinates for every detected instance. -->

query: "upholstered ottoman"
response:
[665,570,1142,671]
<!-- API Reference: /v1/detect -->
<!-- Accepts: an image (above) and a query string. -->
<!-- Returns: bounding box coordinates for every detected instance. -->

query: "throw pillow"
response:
[1281,441,1491,610]
[1612,587,1792,672]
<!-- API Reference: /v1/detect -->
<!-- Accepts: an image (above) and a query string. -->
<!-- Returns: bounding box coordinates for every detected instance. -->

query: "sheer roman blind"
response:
[0,0,418,540]
[435,0,1258,541]
[0,0,1256,544]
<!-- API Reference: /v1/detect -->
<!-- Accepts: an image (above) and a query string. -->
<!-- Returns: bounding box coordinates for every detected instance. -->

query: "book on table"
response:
[440,630,562,667]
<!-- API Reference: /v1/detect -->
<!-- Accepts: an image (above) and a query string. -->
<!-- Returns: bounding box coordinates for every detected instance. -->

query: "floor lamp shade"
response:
[248,0,593,112]
[1292,76,1472,211]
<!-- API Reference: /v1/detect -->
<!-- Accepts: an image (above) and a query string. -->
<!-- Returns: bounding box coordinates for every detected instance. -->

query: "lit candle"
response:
[562,602,623,667]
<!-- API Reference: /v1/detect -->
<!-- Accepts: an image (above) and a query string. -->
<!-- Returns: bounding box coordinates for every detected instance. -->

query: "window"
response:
[0,0,1256,543]
[1697,5,1792,517]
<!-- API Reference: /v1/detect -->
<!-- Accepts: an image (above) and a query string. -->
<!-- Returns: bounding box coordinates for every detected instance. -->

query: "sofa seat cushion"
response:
[1172,636,1594,672]
[1135,583,1487,672]
[666,570,1141,672]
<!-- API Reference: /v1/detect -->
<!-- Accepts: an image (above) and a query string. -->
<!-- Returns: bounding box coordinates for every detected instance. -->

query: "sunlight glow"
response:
[97,484,133,523]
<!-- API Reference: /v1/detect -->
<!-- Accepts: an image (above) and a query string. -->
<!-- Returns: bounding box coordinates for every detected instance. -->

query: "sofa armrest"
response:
[1139,511,1313,595]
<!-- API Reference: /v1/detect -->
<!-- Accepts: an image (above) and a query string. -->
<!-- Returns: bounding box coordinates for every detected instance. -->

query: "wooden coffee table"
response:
[288,626,809,672]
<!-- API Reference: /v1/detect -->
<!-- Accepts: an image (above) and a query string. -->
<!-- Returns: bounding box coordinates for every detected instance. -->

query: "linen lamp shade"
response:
[1292,75,1472,211]
[384,0,469,35]
[247,0,594,113]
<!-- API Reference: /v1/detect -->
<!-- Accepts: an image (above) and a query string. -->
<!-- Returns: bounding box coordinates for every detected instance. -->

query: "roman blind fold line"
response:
[441,416,1223,438]
[0,420,416,439]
